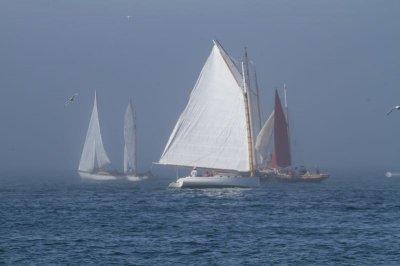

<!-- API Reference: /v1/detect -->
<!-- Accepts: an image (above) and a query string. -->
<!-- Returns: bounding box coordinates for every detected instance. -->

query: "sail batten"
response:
[79,92,111,173]
[159,42,251,172]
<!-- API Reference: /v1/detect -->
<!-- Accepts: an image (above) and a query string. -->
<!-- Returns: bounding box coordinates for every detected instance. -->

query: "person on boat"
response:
[191,167,198,177]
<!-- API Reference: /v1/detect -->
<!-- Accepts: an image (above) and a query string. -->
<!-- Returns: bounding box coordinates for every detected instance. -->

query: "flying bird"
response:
[65,93,78,106]
[126,15,133,20]
[387,105,400,115]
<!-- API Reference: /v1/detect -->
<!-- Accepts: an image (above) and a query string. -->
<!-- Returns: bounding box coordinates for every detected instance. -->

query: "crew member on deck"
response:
[191,167,198,177]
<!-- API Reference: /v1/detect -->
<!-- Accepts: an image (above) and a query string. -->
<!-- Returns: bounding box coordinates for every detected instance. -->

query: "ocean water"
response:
[1,171,400,265]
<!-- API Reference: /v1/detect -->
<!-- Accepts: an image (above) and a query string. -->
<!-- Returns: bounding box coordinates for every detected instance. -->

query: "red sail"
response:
[272,90,291,168]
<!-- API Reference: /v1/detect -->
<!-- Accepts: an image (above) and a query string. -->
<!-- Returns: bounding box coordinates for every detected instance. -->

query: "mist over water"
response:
[1,0,400,264]
[0,0,399,175]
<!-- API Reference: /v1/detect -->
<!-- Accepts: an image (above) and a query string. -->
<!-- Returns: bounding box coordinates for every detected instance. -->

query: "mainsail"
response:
[123,101,136,174]
[271,90,291,168]
[159,41,253,172]
[78,92,111,173]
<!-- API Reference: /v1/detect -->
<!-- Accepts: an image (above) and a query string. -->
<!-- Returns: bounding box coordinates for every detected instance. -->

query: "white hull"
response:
[79,171,150,182]
[125,175,149,182]
[78,171,121,181]
[169,175,260,189]
[386,172,400,178]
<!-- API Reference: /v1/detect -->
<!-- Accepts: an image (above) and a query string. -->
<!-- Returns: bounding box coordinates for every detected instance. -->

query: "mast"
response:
[283,84,288,119]
[242,61,255,176]
[133,103,137,173]
[283,84,292,165]
[253,66,263,130]
[244,48,251,92]
[244,49,262,170]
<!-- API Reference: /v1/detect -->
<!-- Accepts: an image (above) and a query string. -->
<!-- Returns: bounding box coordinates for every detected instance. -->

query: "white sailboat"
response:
[78,95,150,181]
[123,100,136,176]
[158,40,260,188]
[78,92,117,180]
[123,101,149,181]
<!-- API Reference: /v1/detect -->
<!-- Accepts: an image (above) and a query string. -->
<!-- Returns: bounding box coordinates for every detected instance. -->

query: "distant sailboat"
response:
[256,87,328,181]
[78,92,117,180]
[78,94,148,181]
[158,40,260,188]
[124,100,136,176]
[123,101,149,181]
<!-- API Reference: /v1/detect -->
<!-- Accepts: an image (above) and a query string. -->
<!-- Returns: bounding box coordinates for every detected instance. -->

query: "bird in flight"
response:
[387,105,400,115]
[65,93,78,106]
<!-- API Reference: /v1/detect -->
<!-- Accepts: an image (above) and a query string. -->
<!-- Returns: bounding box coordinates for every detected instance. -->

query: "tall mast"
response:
[242,61,255,176]
[283,84,292,165]
[242,47,261,173]
[132,101,137,174]
[244,48,251,92]
[283,84,288,116]
[253,66,262,130]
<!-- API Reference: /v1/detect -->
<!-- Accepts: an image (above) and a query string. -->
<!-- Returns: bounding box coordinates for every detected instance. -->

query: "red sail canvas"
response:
[272,90,291,168]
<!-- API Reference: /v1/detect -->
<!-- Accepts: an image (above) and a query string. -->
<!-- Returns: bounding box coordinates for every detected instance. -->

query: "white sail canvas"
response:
[255,110,274,163]
[123,101,136,174]
[159,42,251,172]
[78,92,111,173]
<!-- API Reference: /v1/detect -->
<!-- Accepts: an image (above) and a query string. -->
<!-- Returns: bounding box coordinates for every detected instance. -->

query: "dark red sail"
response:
[272,90,291,168]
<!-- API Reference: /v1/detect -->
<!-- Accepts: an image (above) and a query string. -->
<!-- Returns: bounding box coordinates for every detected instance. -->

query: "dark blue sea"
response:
[1,170,400,265]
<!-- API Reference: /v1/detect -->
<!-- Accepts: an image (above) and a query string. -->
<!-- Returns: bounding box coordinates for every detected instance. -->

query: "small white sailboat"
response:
[123,101,149,181]
[78,95,150,181]
[158,40,261,188]
[78,92,118,180]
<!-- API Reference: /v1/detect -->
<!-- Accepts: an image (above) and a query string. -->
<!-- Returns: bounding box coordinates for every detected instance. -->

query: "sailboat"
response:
[78,92,118,180]
[158,40,260,188]
[255,87,329,181]
[123,101,149,181]
[78,94,148,181]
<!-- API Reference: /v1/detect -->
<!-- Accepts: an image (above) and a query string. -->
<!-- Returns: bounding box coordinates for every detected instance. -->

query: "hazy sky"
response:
[0,0,399,176]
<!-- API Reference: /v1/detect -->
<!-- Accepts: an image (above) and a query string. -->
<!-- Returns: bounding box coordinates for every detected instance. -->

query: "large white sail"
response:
[159,41,251,172]
[78,92,111,173]
[255,110,274,163]
[123,101,136,174]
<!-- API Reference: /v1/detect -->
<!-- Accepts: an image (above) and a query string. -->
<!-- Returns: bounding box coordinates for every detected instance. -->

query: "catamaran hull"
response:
[169,175,260,189]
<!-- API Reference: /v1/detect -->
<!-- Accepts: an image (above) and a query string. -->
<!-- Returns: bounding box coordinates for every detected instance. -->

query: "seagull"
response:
[387,105,400,115]
[126,15,132,20]
[65,93,78,106]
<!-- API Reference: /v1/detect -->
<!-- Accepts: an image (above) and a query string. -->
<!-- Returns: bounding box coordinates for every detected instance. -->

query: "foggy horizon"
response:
[1,0,399,178]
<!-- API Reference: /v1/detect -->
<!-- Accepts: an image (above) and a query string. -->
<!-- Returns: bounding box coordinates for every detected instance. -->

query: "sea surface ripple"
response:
[1,171,400,265]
